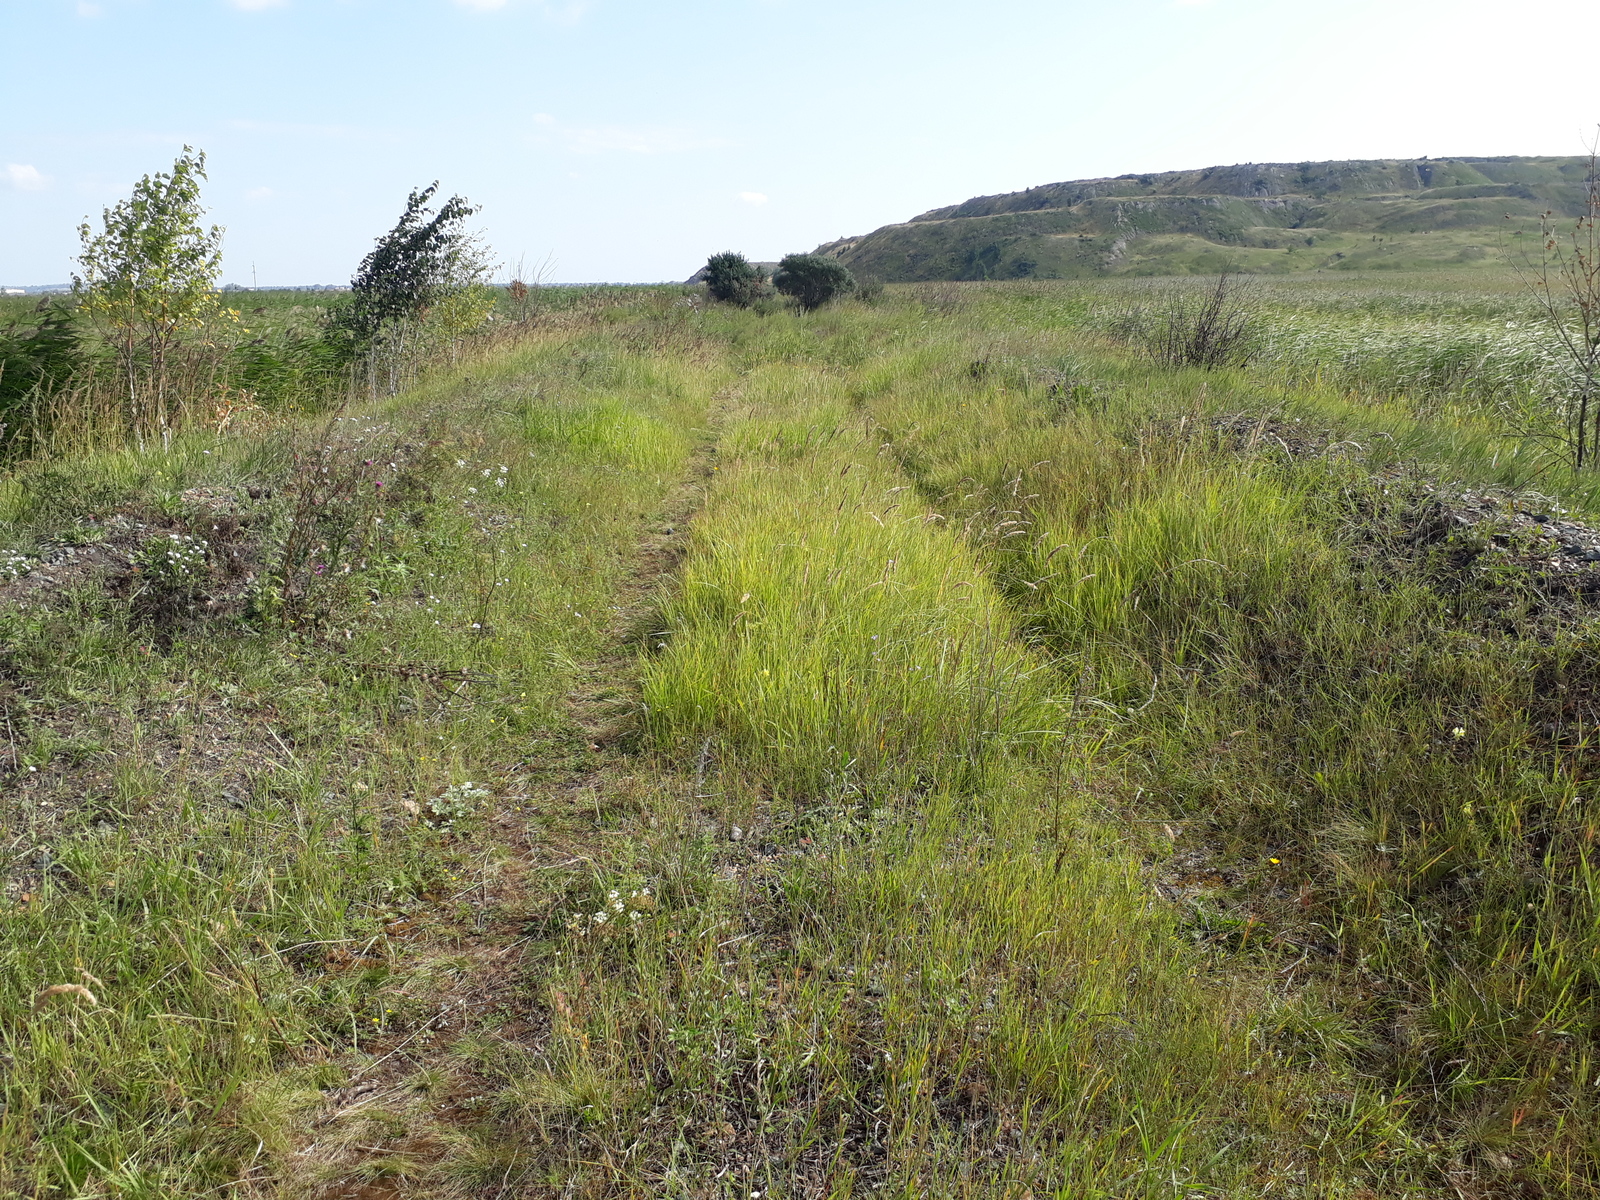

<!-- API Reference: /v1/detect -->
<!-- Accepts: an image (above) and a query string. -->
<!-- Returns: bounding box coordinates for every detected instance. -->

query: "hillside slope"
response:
[816,155,1594,280]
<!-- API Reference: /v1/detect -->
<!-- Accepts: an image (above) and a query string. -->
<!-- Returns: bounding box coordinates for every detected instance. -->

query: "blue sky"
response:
[3,0,1599,285]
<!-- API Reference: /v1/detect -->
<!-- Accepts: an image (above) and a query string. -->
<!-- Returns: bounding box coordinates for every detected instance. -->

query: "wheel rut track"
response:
[288,399,734,1200]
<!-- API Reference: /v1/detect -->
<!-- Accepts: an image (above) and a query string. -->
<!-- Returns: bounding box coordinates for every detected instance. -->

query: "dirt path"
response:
[282,400,729,1200]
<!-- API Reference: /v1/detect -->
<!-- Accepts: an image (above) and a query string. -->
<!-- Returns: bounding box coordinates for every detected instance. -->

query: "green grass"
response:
[853,286,1600,1191]
[528,353,1356,1195]
[8,274,1600,1196]
[0,299,720,1196]
[0,283,645,461]
[642,386,1051,795]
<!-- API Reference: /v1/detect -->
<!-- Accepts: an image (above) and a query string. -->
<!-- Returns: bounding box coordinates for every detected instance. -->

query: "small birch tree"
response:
[74,146,227,439]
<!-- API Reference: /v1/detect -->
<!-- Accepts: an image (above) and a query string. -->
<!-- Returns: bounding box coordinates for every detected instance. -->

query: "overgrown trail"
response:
[286,378,739,1199]
[12,283,1600,1199]
[237,355,750,1199]
[561,397,729,753]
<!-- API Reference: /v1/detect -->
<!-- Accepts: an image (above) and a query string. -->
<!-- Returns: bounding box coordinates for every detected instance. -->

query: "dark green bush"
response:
[702,252,770,307]
[772,254,855,312]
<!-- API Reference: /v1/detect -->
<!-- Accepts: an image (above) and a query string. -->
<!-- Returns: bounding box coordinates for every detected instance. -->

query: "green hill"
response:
[816,155,1595,280]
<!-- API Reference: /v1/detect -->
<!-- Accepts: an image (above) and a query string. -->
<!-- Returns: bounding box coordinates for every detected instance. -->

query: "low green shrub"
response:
[702,251,770,307]
[772,253,856,311]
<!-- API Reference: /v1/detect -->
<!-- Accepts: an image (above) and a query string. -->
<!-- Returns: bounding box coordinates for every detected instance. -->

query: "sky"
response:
[3,0,1599,286]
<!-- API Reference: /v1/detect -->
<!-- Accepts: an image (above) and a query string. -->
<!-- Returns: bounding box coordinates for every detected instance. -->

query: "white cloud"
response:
[230,0,287,10]
[537,0,590,23]
[737,191,768,205]
[245,186,273,200]
[76,2,103,16]
[528,112,728,155]
[453,0,591,21]
[5,164,48,191]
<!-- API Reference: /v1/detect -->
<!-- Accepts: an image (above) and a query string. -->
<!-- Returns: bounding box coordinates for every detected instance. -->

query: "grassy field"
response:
[5,273,1600,1197]
[0,284,618,460]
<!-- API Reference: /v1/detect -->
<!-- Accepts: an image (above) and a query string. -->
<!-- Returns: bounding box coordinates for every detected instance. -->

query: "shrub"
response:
[1513,146,1600,468]
[702,252,770,307]
[329,183,493,395]
[1116,272,1261,369]
[772,254,856,312]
